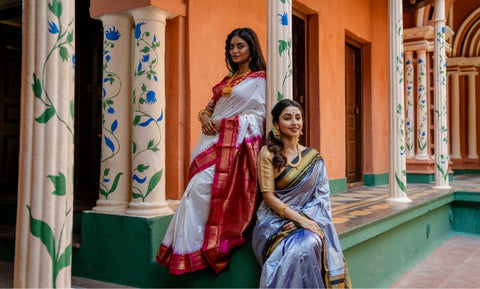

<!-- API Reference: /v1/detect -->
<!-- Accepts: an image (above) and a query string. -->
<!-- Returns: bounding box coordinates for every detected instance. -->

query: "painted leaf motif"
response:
[59,47,69,62]
[48,0,63,17]
[47,173,66,196]
[278,40,288,56]
[136,164,150,172]
[108,172,123,194]
[132,192,143,199]
[99,187,107,198]
[146,169,163,197]
[133,115,141,126]
[394,172,407,193]
[54,242,72,275]
[36,107,56,123]
[104,136,115,152]
[138,118,154,127]
[111,120,118,132]
[70,100,74,119]
[132,141,137,154]
[66,32,74,44]
[32,74,42,99]
[133,174,146,183]
[27,205,55,260]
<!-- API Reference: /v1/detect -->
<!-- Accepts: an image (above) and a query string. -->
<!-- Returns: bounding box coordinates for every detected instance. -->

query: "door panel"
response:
[345,43,362,183]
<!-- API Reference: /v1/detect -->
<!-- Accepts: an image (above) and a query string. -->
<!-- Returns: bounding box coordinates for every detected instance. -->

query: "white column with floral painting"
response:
[416,49,430,160]
[266,0,293,131]
[14,0,75,287]
[433,0,450,188]
[125,7,173,216]
[93,13,133,214]
[388,0,410,202]
[405,51,415,159]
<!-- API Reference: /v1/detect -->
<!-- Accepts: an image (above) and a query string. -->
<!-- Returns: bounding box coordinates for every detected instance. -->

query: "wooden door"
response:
[0,23,21,200]
[293,13,307,145]
[345,43,362,183]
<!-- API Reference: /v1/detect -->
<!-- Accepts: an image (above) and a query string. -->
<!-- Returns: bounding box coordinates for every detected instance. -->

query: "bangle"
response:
[197,109,212,121]
[279,204,289,219]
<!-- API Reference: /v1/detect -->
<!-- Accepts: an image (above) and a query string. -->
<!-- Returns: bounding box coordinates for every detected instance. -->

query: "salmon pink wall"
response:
[186,0,267,152]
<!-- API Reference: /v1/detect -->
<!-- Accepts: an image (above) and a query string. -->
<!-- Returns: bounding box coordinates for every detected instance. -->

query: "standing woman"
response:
[156,28,266,275]
[252,100,352,288]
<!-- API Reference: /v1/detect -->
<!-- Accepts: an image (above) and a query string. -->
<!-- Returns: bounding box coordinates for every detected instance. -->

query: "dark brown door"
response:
[293,13,307,145]
[0,23,21,200]
[345,42,362,183]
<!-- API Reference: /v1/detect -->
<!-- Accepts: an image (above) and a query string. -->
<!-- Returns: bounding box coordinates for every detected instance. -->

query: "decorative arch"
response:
[452,6,480,57]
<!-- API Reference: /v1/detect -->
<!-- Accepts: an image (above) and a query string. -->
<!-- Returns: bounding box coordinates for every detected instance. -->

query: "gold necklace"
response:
[222,69,251,97]
[287,144,302,168]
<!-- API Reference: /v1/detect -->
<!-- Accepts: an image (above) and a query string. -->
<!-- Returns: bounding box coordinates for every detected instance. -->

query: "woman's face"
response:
[229,35,250,66]
[276,106,303,138]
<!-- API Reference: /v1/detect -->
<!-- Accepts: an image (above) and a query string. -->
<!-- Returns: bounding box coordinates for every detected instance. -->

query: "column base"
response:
[125,201,173,217]
[92,199,129,215]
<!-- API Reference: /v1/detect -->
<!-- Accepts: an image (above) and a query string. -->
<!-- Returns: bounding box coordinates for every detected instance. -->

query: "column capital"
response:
[129,6,172,22]
[90,0,185,18]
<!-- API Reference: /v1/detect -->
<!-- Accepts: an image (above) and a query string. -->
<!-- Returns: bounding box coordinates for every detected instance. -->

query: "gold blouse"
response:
[257,146,278,193]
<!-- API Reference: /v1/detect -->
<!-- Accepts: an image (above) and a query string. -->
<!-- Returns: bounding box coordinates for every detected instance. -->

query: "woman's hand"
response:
[200,114,218,135]
[282,221,298,231]
[297,218,325,239]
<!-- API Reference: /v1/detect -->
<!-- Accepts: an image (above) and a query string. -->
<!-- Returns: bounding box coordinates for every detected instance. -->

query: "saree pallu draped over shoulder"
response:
[253,148,352,288]
[156,71,266,275]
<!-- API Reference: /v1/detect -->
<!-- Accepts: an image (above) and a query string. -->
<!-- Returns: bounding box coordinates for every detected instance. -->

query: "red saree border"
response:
[188,145,217,181]
[156,244,209,275]
[202,116,263,273]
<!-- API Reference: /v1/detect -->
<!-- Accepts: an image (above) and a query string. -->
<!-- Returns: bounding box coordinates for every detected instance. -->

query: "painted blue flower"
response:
[407,86,412,90]
[442,26,445,34]
[137,60,142,72]
[421,131,426,137]
[278,12,288,26]
[103,178,110,183]
[106,55,111,62]
[421,99,426,104]
[406,60,411,65]
[111,120,118,132]
[406,121,410,126]
[145,91,156,104]
[102,88,106,99]
[48,21,59,34]
[142,54,150,62]
[105,27,121,41]
[153,35,157,43]
[154,75,158,82]
[72,54,75,69]
[418,58,423,64]
[108,107,114,114]
[135,22,146,39]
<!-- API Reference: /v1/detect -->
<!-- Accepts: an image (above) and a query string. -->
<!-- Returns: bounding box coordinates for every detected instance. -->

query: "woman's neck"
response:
[281,137,298,151]
[237,63,250,75]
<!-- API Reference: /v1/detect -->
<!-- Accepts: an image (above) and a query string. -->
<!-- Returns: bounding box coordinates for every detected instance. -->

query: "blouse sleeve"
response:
[257,146,275,193]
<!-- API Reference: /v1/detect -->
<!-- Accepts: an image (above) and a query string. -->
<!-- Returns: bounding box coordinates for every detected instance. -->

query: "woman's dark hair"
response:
[225,27,266,73]
[266,99,304,169]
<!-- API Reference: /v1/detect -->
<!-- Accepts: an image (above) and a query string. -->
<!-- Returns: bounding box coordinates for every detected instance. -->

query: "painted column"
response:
[467,71,478,159]
[433,0,450,188]
[416,50,430,159]
[266,0,293,131]
[14,0,75,287]
[388,0,410,202]
[405,51,415,159]
[93,14,132,214]
[125,7,173,216]
[449,72,461,159]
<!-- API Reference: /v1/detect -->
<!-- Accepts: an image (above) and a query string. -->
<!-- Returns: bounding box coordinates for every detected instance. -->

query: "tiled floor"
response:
[0,175,478,288]
[391,236,480,288]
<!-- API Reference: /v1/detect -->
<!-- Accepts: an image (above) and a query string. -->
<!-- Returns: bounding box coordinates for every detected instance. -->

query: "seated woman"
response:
[156,27,266,275]
[252,99,352,288]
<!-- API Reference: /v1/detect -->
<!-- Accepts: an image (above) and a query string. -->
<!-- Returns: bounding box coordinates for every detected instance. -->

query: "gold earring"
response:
[299,130,303,136]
